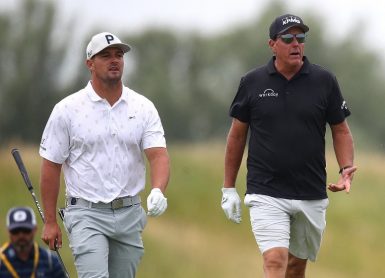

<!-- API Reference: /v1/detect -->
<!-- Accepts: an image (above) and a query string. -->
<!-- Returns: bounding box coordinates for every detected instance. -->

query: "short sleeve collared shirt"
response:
[39,82,166,202]
[229,57,350,199]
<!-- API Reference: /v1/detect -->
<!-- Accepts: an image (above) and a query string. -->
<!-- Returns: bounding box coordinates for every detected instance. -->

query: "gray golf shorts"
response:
[245,194,329,261]
[63,203,147,278]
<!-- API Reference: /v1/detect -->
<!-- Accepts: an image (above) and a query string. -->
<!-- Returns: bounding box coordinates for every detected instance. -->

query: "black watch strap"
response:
[339,166,352,174]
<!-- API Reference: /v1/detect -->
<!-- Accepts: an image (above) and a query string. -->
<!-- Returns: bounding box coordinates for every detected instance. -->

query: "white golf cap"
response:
[86,32,131,59]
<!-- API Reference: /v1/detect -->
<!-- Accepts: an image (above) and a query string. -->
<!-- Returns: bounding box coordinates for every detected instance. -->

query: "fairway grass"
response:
[1,144,384,277]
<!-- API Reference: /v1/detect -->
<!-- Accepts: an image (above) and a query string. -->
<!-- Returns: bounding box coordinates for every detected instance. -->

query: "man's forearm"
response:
[40,159,62,223]
[332,122,354,168]
[146,147,170,193]
[224,134,247,188]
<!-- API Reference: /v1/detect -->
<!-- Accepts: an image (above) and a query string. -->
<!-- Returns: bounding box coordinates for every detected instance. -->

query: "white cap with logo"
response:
[86,32,131,59]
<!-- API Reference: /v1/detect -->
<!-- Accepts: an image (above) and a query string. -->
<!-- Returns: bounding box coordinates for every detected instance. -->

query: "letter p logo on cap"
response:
[105,34,114,44]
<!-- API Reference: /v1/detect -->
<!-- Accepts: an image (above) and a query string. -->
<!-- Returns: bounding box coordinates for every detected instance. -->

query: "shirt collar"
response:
[86,81,103,102]
[120,87,130,103]
[85,81,130,104]
[267,56,310,75]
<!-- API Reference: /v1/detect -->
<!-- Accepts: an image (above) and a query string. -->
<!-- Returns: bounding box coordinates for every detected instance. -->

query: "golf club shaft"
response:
[11,148,70,278]
[30,191,45,221]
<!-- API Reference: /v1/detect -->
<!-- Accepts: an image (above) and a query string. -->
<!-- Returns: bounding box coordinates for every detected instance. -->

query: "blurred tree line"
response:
[0,0,384,151]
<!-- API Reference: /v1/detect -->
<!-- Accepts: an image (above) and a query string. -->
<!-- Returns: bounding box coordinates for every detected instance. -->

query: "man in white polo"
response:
[39,32,170,277]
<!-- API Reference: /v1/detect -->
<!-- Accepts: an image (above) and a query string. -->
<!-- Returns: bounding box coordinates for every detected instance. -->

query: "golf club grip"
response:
[11,148,34,191]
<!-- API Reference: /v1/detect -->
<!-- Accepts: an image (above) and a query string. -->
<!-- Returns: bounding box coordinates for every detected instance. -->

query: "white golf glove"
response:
[221,187,242,224]
[147,188,167,217]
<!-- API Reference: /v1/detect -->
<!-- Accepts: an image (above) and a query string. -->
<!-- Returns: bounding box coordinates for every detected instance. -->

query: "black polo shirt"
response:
[229,56,350,200]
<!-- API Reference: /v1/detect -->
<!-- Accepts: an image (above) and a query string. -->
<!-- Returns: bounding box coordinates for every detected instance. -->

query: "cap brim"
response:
[88,43,131,59]
[109,43,131,53]
[8,223,35,231]
[278,23,309,35]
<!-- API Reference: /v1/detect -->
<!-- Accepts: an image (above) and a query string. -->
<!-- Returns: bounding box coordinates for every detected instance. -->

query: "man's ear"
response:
[85,59,93,71]
[268,39,276,55]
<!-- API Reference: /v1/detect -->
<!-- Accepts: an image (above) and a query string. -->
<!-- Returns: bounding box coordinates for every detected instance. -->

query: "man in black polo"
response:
[221,14,357,277]
[0,207,66,277]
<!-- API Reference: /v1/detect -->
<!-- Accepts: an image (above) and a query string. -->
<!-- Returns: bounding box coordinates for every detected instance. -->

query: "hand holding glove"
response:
[221,187,241,224]
[147,188,167,216]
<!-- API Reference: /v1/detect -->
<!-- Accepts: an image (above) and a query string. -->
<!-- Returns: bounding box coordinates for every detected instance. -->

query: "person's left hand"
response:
[147,188,167,216]
[328,166,357,193]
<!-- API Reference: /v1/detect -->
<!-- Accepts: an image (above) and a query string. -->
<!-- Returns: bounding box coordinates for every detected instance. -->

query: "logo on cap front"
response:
[282,16,301,26]
[105,34,115,45]
[13,211,28,222]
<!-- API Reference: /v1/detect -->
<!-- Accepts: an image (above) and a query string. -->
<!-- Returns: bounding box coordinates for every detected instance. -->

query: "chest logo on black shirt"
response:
[259,89,278,98]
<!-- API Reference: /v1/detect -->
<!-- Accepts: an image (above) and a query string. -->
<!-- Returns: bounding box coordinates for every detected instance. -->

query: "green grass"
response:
[1,143,384,277]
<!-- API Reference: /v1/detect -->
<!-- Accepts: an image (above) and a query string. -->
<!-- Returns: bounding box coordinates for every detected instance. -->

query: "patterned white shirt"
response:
[39,82,166,203]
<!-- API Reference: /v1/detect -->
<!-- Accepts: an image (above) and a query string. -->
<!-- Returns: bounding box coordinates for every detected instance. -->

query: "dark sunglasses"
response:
[10,228,33,235]
[277,33,306,44]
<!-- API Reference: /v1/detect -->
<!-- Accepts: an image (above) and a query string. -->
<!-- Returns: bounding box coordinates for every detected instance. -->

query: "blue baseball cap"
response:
[6,207,37,231]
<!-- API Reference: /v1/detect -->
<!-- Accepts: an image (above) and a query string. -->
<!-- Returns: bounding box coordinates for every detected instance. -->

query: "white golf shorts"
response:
[245,194,329,261]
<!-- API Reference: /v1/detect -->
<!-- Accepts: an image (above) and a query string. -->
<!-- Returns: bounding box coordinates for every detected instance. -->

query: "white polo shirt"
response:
[39,82,166,203]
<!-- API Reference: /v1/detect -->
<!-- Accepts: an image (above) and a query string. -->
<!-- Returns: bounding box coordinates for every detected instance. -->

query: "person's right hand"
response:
[221,187,242,224]
[42,221,62,250]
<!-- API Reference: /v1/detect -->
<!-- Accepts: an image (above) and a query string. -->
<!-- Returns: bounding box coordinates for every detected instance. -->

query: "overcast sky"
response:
[60,0,385,60]
[2,0,385,61]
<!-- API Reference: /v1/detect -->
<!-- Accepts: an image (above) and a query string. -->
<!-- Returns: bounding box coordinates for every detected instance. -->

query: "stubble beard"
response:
[13,239,33,253]
[100,71,122,86]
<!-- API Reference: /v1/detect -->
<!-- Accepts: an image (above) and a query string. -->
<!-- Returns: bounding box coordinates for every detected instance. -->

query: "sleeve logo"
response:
[341,100,348,110]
